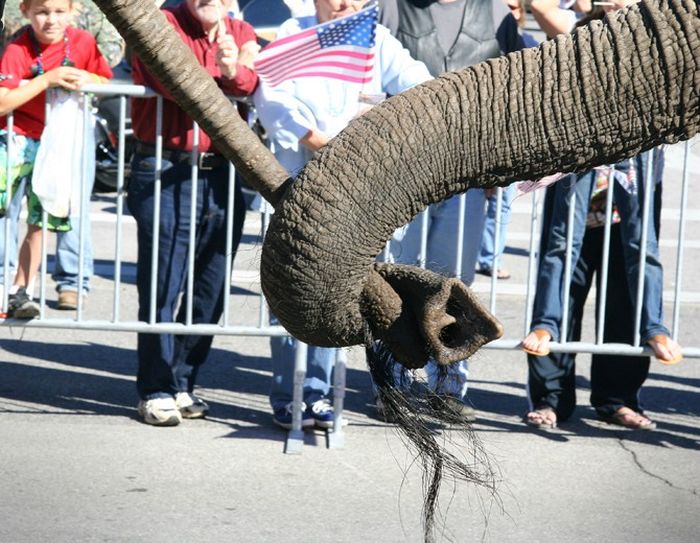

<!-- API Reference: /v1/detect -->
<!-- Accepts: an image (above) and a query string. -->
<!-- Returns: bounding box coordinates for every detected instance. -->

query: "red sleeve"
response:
[0,42,31,90]
[216,19,259,96]
[233,19,257,45]
[84,38,113,79]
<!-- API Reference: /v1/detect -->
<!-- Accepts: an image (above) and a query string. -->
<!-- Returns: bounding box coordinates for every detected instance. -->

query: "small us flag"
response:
[254,4,378,87]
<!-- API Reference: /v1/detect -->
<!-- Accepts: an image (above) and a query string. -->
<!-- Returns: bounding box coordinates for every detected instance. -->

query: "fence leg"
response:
[285,340,307,454]
[327,348,347,449]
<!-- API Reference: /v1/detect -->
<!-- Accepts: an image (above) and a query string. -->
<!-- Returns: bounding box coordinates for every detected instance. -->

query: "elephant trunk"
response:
[261,0,700,366]
[92,0,291,206]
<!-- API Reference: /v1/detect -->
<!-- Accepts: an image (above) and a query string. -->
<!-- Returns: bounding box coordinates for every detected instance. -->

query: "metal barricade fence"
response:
[0,85,697,453]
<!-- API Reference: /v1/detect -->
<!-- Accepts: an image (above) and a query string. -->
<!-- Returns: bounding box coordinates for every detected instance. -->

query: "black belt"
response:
[135,141,229,170]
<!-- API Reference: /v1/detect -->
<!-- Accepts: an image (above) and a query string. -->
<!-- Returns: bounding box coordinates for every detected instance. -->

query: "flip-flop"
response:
[599,407,656,431]
[646,334,683,365]
[525,407,557,430]
[521,329,552,357]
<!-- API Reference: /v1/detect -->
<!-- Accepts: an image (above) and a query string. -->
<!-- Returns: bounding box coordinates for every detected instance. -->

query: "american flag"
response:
[254,5,378,87]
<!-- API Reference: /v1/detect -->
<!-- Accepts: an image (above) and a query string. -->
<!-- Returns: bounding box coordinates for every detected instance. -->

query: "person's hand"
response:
[238,40,261,70]
[300,129,330,152]
[43,67,93,91]
[216,31,240,79]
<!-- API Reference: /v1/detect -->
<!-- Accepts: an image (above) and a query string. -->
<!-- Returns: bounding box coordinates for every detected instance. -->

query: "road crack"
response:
[618,437,699,498]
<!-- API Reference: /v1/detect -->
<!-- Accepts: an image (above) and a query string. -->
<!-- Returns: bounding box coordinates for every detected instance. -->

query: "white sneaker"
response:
[174,392,209,419]
[137,397,182,426]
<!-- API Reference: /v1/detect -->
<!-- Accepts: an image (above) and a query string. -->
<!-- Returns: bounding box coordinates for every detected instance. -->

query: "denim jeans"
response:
[528,225,651,421]
[268,317,336,411]
[477,184,516,271]
[127,153,246,400]
[530,151,668,343]
[0,176,93,293]
[390,190,486,285]
[378,190,486,400]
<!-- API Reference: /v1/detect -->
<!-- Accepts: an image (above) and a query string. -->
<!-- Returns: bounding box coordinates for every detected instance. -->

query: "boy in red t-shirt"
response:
[0,0,112,318]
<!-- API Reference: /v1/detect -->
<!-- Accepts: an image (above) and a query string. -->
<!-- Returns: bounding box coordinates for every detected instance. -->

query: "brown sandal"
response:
[646,334,683,365]
[521,329,552,357]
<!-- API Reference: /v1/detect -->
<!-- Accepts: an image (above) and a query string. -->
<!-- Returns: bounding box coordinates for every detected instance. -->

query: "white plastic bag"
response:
[31,89,95,218]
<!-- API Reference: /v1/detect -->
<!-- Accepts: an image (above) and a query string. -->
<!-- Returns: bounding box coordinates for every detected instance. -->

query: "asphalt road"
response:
[1,113,699,543]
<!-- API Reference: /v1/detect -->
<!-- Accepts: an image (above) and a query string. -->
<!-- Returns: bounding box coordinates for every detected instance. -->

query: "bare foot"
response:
[602,406,656,430]
[521,329,552,356]
[525,406,557,429]
[647,334,683,365]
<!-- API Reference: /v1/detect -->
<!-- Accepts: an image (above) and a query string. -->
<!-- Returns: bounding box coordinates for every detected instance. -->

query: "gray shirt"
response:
[430,0,467,55]
[379,0,524,56]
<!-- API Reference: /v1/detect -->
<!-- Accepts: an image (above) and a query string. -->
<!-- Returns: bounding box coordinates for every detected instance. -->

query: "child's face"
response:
[20,0,73,44]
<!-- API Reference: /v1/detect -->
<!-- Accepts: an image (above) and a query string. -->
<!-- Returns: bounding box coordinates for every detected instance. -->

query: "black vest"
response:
[395,0,501,77]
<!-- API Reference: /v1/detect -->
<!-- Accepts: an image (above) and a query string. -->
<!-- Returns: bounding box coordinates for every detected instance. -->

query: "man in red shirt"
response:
[128,0,259,426]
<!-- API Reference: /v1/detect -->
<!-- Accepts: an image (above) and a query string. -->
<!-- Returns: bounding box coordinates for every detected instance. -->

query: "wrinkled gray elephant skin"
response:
[90,0,699,369]
[261,0,699,367]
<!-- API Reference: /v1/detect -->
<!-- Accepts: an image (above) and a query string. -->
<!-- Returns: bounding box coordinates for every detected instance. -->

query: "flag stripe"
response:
[254,5,378,88]
[261,66,374,87]
[258,50,374,83]
[262,71,374,86]
[257,27,317,54]
[257,46,374,71]
[255,41,322,70]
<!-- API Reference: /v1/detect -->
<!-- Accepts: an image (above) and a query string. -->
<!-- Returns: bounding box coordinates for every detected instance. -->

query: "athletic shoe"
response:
[7,287,40,319]
[273,402,314,430]
[137,397,182,426]
[174,392,209,419]
[306,398,348,429]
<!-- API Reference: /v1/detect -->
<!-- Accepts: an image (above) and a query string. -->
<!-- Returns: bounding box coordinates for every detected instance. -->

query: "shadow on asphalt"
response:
[1,339,697,450]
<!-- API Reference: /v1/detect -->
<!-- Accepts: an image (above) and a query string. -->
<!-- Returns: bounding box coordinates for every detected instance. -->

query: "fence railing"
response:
[1,85,697,451]
[1,84,698,355]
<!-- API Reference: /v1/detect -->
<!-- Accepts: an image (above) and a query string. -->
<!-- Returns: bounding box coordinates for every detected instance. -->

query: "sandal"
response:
[599,407,656,431]
[525,406,557,429]
[646,334,683,365]
[521,329,552,357]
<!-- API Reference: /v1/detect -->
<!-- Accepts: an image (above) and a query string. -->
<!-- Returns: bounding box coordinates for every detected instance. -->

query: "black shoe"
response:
[7,288,40,319]
[429,394,477,423]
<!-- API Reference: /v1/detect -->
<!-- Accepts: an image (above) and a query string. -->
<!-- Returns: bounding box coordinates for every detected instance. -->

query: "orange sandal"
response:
[646,334,683,365]
[521,329,552,357]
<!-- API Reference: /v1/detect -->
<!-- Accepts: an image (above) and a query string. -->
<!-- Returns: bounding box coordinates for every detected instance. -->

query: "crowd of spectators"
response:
[0,0,684,431]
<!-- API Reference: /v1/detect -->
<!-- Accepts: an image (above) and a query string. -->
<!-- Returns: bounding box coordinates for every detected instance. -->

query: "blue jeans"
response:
[380,190,486,399]
[391,190,486,285]
[268,318,336,411]
[531,151,668,343]
[528,224,651,421]
[127,153,245,400]
[477,184,516,271]
[0,176,94,292]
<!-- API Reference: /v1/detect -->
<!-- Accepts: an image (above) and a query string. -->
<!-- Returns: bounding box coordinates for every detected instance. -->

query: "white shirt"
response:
[254,16,432,179]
